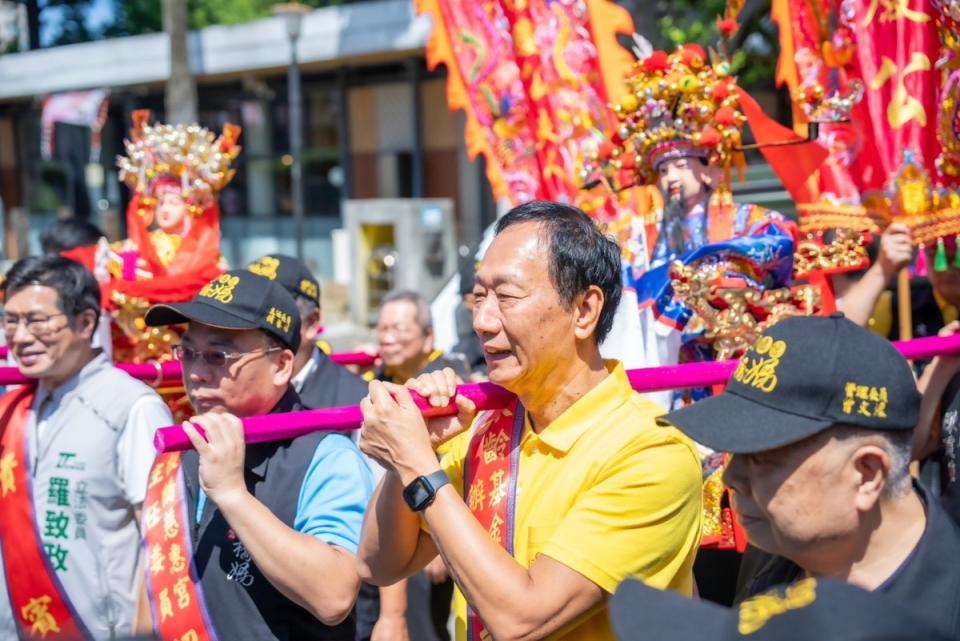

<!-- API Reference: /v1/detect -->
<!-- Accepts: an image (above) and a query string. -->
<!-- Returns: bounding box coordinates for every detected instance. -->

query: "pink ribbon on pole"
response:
[153,333,960,453]
[0,351,378,386]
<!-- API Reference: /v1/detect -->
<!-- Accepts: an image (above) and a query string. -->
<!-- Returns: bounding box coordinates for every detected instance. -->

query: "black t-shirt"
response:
[737,483,960,639]
[938,375,960,526]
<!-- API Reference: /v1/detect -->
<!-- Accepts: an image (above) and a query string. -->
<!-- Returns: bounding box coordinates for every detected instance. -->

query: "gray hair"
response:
[828,425,913,498]
[380,289,433,333]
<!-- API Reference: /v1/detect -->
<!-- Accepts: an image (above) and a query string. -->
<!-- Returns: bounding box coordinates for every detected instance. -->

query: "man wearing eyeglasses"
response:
[0,255,171,640]
[138,269,373,641]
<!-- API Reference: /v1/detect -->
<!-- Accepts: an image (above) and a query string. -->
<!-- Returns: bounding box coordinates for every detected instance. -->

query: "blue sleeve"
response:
[295,434,374,554]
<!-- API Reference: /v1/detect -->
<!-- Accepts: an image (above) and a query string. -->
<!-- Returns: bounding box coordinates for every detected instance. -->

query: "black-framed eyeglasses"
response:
[172,344,282,368]
[1,312,68,336]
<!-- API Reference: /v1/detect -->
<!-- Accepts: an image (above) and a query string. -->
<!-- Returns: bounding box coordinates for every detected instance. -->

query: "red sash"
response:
[463,400,524,641]
[143,453,219,641]
[0,385,90,640]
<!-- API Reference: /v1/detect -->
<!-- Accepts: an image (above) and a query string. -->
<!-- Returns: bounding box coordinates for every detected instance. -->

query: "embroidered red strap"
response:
[143,453,218,641]
[0,386,91,639]
[463,400,523,641]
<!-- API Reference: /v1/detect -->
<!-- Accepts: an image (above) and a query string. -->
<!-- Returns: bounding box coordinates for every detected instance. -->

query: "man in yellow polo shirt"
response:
[356,200,703,641]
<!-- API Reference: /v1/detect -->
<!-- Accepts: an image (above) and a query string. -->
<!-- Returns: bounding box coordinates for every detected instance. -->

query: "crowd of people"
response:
[0,198,958,641]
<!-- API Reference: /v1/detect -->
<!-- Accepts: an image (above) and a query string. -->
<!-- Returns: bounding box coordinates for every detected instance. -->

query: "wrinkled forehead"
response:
[477,223,550,283]
[3,284,63,312]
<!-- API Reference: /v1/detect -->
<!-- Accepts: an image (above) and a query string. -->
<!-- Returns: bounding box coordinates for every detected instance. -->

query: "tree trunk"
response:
[162,0,197,124]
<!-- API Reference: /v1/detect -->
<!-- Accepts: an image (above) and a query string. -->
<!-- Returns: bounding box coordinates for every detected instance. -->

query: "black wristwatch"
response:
[402,470,450,512]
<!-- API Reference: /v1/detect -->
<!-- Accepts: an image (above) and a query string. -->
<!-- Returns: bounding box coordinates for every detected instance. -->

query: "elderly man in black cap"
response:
[137,270,373,641]
[247,253,411,641]
[610,576,950,641]
[661,313,960,638]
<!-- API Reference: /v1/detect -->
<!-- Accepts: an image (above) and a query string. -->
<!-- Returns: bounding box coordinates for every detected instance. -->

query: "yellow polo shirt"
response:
[438,360,703,641]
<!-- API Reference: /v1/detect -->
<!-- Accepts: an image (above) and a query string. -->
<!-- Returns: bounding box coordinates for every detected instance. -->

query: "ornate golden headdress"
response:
[584,40,748,191]
[117,110,242,217]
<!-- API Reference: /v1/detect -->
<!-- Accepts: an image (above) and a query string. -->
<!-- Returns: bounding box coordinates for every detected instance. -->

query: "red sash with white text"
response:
[0,385,91,640]
[143,453,219,641]
[463,400,524,641]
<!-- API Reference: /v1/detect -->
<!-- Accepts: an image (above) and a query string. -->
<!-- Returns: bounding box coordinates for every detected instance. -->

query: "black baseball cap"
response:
[661,314,920,453]
[247,254,320,306]
[144,270,302,351]
[611,578,950,641]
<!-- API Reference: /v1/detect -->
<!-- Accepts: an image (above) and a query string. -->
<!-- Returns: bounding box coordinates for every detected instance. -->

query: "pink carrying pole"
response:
[0,351,378,385]
[153,333,960,453]
[0,361,182,387]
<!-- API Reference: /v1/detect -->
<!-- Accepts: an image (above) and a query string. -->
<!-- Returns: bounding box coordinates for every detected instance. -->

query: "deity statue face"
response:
[155,189,188,234]
[656,156,721,211]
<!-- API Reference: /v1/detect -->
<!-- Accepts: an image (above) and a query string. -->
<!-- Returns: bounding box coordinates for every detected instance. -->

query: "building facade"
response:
[0,0,496,280]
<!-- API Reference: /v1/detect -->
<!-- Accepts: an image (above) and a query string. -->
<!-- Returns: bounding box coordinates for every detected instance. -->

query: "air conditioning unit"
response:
[343,198,457,327]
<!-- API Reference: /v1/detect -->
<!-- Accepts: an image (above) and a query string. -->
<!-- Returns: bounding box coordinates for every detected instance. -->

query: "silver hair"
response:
[380,289,433,333]
[828,425,913,498]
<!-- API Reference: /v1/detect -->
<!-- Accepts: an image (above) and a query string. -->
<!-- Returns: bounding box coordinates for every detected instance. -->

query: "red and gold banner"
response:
[0,386,90,640]
[775,0,942,209]
[143,453,218,641]
[415,0,635,219]
[463,400,523,641]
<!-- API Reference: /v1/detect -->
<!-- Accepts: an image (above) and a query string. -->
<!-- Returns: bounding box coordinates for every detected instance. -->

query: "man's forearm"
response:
[421,486,591,641]
[837,264,889,327]
[215,490,360,625]
[357,472,434,584]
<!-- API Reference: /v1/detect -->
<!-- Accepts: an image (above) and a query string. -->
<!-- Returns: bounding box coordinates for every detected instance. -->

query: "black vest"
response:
[181,388,356,641]
[298,352,369,410]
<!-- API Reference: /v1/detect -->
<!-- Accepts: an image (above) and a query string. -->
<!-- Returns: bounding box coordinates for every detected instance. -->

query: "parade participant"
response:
[376,289,470,384]
[611,576,951,641]
[913,320,960,526]
[40,218,105,255]
[375,288,471,641]
[247,254,370,409]
[357,201,703,641]
[661,314,960,638]
[246,253,410,641]
[0,255,171,640]
[593,42,798,407]
[139,269,372,641]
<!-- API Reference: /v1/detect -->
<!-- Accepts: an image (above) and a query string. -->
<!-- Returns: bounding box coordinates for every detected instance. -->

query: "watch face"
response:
[403,477,433,511]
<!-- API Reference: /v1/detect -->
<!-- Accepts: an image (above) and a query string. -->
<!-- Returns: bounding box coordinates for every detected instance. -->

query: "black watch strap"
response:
[402,469,450,512]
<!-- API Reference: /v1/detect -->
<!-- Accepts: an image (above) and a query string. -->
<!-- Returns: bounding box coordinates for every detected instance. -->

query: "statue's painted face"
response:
[156,189,187,234]
[655,156,721,210]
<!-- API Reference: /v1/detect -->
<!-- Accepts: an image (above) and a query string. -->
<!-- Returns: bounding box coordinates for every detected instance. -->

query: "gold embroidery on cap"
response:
[300,279,319,301]
[265,307,292,333]
[733,337,787,393]
[199,274,240,304]
[738,578,817,635]
[842,382,888,418]
[248,257,280,280]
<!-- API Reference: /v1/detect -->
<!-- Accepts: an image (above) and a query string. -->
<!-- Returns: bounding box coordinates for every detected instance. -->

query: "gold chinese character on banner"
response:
[481,430,510,465]
[163,507,180,540]
[162,478,176,507]
[168,543,187,573]
[468,479,487,512]
[0,453,17,497]
[487,470,507,508]
[174,577,191,609]
[488,514,504,541]
[20,596,60,638]
[150,545,166,574]
[869,53,932,128]
[159,588,174,622]
[864,0,930,26]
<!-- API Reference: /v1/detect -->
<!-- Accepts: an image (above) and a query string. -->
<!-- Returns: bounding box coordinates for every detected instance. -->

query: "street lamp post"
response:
[274,2,311,260]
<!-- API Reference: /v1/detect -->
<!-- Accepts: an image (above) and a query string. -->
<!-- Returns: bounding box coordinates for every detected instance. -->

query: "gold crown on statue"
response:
[585,40,747,190]
[117,110,242,217]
